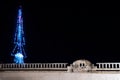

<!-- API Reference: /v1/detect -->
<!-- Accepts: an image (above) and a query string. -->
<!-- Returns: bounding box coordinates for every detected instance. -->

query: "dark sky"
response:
[0,1,120,64]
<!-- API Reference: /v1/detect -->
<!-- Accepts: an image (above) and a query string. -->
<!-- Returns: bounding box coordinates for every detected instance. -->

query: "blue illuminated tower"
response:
[11,6,27,64]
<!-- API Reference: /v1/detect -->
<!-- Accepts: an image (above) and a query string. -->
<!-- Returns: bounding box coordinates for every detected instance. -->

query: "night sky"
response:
[0,1,120,64]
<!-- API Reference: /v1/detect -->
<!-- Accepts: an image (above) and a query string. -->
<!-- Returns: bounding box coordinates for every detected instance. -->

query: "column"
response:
[48,64,50,68]
[63,64,65,68]
[105,64,107,68]
[37,64,39,68]
[34,64,36,68]
[13,64,15,68]
[117,64,118,68]
[31,64,33,68]
[115,64,117,68]
[27,64,29,68]
[18,64,20,68]
[43,64,46,68]
[40,64,43,68]
[10,64,12,68]
[102,64,104,68]
[32,64,34,68]
[8,64,10,68]
[30,64,32,68]
[55,64,57,68]
[57,64,60,68]
[63,64,67,68]
[61,64,63,68]
[12,64,14,68]
[52,64,54,68]
[46,64,48,68]
[112,63,114,69]
[22,64,24,68]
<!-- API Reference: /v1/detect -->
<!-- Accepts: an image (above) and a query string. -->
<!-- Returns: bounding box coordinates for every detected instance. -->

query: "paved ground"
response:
[1,71,120,80]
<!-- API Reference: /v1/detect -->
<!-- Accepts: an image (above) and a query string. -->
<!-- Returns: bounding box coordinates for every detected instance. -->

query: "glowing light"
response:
[14,53,24,64]
[11,6,27,64]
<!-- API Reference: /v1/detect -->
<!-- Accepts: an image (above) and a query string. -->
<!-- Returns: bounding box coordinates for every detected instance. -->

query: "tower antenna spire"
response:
[11,6,27,64]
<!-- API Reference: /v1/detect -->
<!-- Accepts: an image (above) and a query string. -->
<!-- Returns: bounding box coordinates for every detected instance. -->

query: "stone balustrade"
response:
[1,60,120,72]
[0,63,68,70]
[96,63,120,70]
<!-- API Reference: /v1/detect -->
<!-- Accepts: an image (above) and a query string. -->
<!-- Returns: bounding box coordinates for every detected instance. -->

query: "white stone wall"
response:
[1,71,120,80]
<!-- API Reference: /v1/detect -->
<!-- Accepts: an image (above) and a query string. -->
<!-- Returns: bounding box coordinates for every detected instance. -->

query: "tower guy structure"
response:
[11,6,27,64]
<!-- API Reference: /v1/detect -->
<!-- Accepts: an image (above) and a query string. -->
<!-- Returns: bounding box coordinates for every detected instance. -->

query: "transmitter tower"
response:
[11,6,27,64]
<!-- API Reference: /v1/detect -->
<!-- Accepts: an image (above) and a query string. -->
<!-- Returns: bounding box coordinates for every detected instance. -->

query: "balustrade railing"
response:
[0,63,68,70]
[1,61,120,71]
[96,63,120,70]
